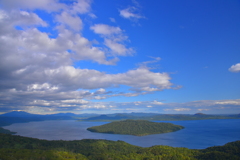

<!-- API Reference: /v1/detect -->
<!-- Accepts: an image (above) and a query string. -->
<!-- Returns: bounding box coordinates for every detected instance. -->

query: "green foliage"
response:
[197,141,240,160]
[87,119,184,136]
[0,133,240,160]
[0,148,87,160]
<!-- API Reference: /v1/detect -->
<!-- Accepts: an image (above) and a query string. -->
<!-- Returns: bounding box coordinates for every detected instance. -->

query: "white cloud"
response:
[27,83,59,91]
[41,66,173,91]
[81,104,110,109]
[0,0,176,114]
[0,64,174,113]
[120,7,143,19]
[56,11,83,31]
[95,88,106,94]
[17,11,47,27]
[2,15,170,92]
[94,96,106,100]
[109,17,116,23]
[104,39,134,56]
[229,63,240,73]
[88,13,97,18]
[152,100,164,105]
[198,109,210,111]
[91,24,134,56]
[0,9,47,35]
[90,24,122,35]
[0,20,116,76]
[138,57,161,69]
[61,99,89,104]
[0,0,65,11]
[71,0,92,14]
[215,100,240,105]
[174,108,191,111]
[164,108,191,112]
[119,0,145,21]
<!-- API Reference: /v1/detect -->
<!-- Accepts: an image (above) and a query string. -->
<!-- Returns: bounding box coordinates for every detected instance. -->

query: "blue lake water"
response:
[3,119,240,149]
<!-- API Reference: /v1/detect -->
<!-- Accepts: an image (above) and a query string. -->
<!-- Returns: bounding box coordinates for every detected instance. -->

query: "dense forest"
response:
[0,133,240,160]
[87,119,184,136]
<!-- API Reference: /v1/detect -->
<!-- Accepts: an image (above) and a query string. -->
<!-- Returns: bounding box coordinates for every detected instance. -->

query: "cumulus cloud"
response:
[229,63,240,73]
[0,0,65,11]
[10,66,173,92]
[55,11,83,31]
[90,24,122,35]
[0,65,174,113]
[0,9,47,35]
[71,0,92,14]
[0,0,176,114]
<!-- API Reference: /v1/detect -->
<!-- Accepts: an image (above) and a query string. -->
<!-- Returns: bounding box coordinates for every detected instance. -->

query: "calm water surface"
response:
[3,119,240,149]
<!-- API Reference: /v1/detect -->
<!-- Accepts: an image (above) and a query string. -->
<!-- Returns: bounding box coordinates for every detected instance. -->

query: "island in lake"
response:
[87,119,184,136]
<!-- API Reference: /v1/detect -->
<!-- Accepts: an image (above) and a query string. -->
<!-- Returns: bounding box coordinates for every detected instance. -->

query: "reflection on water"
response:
[3,119,240,149]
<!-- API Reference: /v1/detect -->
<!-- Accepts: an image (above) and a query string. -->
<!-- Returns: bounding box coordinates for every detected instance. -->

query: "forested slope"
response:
[1,133,240,160]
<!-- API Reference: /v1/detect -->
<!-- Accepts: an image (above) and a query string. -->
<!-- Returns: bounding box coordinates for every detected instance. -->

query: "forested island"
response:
[0,133,240,160]
[87,119,184,136]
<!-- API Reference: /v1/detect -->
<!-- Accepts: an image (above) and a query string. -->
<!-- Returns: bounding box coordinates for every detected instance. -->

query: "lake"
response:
[3,119,240,149]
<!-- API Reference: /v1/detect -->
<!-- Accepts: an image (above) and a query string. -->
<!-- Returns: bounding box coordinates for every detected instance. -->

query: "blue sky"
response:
[0,0,239,114]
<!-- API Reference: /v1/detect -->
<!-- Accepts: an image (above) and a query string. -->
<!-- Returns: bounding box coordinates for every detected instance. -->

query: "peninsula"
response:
[87,119,184,136]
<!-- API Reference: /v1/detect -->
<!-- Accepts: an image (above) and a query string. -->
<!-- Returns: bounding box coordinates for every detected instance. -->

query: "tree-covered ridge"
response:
[87,119,184,136]
[0,133,240,160]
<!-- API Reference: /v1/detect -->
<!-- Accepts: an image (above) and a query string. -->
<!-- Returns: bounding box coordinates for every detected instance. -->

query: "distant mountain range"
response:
[1,111,98,118]
[0,111,97,127]
[1,111,240,128]
[81,113,240,121]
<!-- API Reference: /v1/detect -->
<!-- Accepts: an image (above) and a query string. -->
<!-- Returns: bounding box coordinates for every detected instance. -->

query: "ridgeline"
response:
[87,119,184,136]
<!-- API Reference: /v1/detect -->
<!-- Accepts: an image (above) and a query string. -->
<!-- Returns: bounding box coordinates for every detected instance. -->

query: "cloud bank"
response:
[0,0,176,114]
[1,0,239,115]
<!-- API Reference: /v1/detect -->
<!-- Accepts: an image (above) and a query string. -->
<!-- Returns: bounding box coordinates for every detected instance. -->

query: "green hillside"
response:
[0,133,240,160]
[87,119,184,136]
